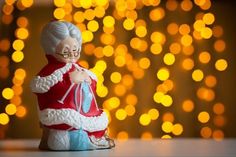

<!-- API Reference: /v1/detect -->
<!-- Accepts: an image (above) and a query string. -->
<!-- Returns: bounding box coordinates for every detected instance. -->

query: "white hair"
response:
[40,21,82,55]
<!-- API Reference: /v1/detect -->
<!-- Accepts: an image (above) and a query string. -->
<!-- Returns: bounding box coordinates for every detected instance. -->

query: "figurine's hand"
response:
[69,70,91,84]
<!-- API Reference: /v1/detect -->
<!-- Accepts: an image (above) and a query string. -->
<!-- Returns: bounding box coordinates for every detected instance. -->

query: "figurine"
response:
[31,21,115,150]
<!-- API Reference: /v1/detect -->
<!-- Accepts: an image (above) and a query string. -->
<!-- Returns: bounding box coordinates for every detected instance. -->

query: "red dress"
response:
[33,55,106,138]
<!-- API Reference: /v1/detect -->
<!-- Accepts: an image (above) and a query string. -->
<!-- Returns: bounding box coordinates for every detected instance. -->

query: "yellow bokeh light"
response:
[180,34,193,46]
[107,97,120,110]
[180,0,193,11]
[21,0,33,7]
[103,16,115,27]
[182,45,194,56]
[96,85,108,98]
[53,8,65,20]
[5,103,17,115]
[12,39,24,51]
[163,53,175,65]
[80,0,92,9]
[193,30,202,40]
[213,115,225,127]
[94,6,105,18]
[125,10,137,20]
[166,0,178,11]
[95,0,108,6]
[149,7,165,21]
[192,69,204,82]
[87,20,99,32]
[161,95,173,107]
[115,109,127,120]
[114,56,126,67]
[162,112,174,122]
[148,108,159,120]
[0,113,9,125]
[172,123,183,135]
[151,32,166,44]
[213,103,225,115]
[161,135,172,139]
[215,59,228,71]
[117,131,129,141]
[139,114,151,126]
[73,11,84,23]
[193,20,205,32]
[212,130,224,141]
[167,22,179,35]
[213,25,223,38]
[126,94,138,106]
[17,16,28,28]
[203,12,215,25]
[157,68,170,81]
[123,18,135,30]
[139,57,150,69]
[197,87,215,101]
[54,0,66,7]
[5,0,16,5]
[10,95,22,106]
[135,26,147,38]
[110,72,122,84]
[114,84,126,96]
[103,45,114,57]
[14,68,26,80]
[16,106,27,118]
[179,24,190,35]
[214,39,226,52]
[200,27,212,39]
[15,28,29,40]
[198,51,211,64]
[182,58,194,70]
[162,121,173,133]
[141,132,153,140]
[2,88,14,100]
[201,126,212,138]
[84,9,95,21]
[122,74,134,87]
[169,42,181,54]
[182,99,194,112]
[198,111,210,123]
[163,79,174,91]
[12,51,24,63]
[82,30,93,43]
[200,0,211,10]
[205,75,217,87]
[12,85,23,96]
[125,104,136,116]
[150,43,162,55]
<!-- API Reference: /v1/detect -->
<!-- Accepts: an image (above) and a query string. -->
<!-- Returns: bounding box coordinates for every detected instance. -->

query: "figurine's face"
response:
[54,36,81,63]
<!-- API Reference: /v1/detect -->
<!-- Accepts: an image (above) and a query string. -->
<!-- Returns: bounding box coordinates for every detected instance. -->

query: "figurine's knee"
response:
[47,129,70,150]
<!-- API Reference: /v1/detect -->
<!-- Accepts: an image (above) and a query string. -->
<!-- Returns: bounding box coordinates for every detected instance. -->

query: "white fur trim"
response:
[31,63,97,93]
[39,108,108,132]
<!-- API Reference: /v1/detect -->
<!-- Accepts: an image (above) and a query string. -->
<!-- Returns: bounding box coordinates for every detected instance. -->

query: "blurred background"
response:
[0,0,236,140]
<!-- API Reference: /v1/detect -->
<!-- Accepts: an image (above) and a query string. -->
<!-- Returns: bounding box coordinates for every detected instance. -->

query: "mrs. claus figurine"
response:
[31,21,115,150]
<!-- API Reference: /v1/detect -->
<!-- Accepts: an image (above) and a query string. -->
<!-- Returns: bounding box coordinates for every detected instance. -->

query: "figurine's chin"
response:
[66,59,77,63]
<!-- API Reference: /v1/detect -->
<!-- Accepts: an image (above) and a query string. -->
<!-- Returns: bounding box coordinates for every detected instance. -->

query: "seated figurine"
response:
[31,21,115,150]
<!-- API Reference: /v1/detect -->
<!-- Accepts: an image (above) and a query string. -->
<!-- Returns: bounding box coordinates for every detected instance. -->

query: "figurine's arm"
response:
[31,64,72,93]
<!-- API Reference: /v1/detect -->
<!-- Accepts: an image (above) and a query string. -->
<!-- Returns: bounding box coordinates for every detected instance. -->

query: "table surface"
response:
[0,139,236,157]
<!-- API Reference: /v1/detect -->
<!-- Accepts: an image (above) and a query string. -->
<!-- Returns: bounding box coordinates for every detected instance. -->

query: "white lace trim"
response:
[39,108,108,132]
[31,63,97,93]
